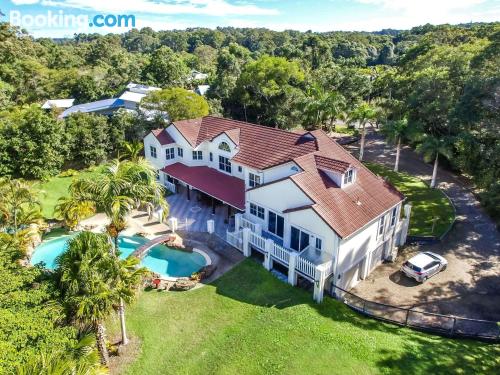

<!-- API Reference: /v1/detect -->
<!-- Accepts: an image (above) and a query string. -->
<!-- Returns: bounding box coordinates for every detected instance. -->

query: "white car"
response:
[401,252,447,283]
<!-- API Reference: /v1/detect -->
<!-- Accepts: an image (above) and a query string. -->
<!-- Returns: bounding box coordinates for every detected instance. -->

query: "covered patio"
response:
[162,163,246,237]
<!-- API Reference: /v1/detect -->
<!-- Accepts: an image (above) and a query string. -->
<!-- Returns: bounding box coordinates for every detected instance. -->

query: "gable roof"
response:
[151,128,175,145]
[59,98,124,118]
[289,132,404,238]
[172,116,318,169]
[152,116,404,238]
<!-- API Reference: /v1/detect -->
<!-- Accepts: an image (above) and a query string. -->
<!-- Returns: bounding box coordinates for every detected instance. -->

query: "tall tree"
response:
[415,135,454,188]
[142,46,189,87]
[380,118,409,172]
[349,102,377,161]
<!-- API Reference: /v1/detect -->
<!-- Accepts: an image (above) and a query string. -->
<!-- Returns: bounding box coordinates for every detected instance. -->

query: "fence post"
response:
[235,213,242,231]
[313,264,327,303]
[242,227,251,257]
[288,252,298,286]
[263,239,274,270]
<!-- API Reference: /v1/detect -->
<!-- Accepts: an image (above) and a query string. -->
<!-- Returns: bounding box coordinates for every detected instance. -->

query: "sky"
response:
[1,0,499,38]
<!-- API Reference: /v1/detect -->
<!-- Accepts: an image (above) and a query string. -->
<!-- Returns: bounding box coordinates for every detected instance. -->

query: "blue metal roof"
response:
[60,98,125,118]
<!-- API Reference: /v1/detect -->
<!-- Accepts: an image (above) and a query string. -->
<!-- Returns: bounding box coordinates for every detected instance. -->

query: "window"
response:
[192,151,203,160]
[390,207,397,227]
[219,155,232,173]
[343,169,354,185]
[290,226,310,252]
[238,166,243,173]
[377,215,385,238]
[150,146,157,159]
[268,211,284,238]
[315,238,323,251]
[177,148,183,158]
[218,142,231,152]
[209,152,213,162]
[250,203,265,219]
[249,173,261,188]
[165,147,175,160]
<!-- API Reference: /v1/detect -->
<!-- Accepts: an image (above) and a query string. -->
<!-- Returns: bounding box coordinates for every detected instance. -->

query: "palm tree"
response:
[68,159,168,348]
[380,118,409,172]
[0,178,42,232]
[112,256,149,345]
[349,102,377,161]
[57,232,147,364]
[57,232,116,365]
[16,334,106,375]
[120,141,144,162]
[415,135,454,188]
[301,84,345,132]
[54,196,95,230]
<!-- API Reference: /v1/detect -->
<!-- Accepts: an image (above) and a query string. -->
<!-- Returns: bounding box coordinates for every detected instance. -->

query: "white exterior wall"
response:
[262,162,301,183]
[143,133,167,171]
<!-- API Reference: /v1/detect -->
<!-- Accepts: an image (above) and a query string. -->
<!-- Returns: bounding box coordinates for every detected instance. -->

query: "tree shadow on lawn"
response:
[212,259,500,374]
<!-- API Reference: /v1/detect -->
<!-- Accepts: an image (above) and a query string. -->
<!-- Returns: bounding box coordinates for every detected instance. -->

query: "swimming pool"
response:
[31,234,207,278]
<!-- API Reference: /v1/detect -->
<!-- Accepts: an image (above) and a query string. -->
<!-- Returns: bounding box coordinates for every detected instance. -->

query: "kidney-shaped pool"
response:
[31,234,207,278]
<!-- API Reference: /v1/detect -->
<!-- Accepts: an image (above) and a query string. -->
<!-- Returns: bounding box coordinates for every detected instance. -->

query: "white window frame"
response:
[390,207,398,227]
[166,147,175,160]
[192,150,203,160]
[249,203,265,219]
[249,173,261,188]
[218,155,232,173]
[177,147,183,158]
[343,169,354,185]
[267,210,284,238]
[315,237,323,251]
[150,145,157,159]
[218,142,231,152]
[377,215,385,238]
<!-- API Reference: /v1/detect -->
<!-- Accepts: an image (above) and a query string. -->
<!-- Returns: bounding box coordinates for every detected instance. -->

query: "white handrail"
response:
[249,231,265,251]
[296,256,316,278]
[271,243,290,265]
[164,181,176,194]
[226,230,243,251]
[241,217,257,232]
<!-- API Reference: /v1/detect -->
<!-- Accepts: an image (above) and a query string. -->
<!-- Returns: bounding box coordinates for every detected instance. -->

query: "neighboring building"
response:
[189,70,209,81]
[195,85,210,96]
[59,83,161,119]
[119,82,161,109]
[41,99,75,110]
[59,98,125,118]
[143,116,409,302]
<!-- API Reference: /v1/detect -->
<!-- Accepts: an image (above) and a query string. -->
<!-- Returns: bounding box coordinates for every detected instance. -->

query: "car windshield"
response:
[404,261,422,272]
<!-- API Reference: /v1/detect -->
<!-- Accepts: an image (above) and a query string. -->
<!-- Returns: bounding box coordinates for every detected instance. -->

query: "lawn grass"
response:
[108,260,499,375]
[33,176,74,219]
[365,162,455,237]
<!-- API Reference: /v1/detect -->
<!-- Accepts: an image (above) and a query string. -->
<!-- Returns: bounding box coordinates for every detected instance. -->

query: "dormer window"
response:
[343,169,354,185]
[218,142,231,152]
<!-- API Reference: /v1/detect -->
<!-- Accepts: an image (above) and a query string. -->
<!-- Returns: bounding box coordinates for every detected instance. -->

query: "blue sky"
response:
[1,0,499,38]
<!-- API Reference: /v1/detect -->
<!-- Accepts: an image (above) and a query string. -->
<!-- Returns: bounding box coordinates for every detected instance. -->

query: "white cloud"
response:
[11,0,41,4]
[38,0,278,16]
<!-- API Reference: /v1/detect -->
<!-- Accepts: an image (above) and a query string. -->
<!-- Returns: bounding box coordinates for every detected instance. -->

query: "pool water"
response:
[31,235,207,278]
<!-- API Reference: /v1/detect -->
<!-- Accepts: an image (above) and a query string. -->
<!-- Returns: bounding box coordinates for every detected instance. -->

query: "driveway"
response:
[346,130,500,320]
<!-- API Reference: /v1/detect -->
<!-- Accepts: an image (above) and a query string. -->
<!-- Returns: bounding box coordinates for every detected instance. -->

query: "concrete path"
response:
[347,130,500,320]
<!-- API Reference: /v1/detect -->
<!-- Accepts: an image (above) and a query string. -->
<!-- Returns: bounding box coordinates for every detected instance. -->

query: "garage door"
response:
[342,263,361,290]
[370,243,385,272]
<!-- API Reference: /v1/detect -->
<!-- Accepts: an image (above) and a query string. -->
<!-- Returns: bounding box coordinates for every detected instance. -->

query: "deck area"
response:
[166,189,233,238]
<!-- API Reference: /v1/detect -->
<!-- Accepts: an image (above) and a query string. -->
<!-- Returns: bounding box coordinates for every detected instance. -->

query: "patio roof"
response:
[162,163,245,211]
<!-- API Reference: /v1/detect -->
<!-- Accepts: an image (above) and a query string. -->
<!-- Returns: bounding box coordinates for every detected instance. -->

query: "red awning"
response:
[162,163,245,210]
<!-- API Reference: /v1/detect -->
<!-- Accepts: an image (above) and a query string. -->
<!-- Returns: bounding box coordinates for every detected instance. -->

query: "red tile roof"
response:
[162,163,245,210]
[152,128,175,145]
[314,155,351,174]
[289,132,404,238]
[161,117,404,238]
[172,116,318,169]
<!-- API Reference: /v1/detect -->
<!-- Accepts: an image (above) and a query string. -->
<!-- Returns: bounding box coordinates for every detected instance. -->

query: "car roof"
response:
[408,253,435,268]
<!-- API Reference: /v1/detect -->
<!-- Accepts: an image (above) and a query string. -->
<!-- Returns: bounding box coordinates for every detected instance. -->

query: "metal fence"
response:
[331,285,500,341]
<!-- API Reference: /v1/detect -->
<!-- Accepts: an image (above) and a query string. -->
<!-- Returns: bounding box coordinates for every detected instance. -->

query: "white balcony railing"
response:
[249,231,266,251]
[271,242,291,265]
[226,230,243,251]
[296,254,316,279]
[164,181,176,194]
[241,217,257,232]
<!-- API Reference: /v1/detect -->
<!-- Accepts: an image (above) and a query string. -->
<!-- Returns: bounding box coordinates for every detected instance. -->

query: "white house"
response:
[143,116,410,302]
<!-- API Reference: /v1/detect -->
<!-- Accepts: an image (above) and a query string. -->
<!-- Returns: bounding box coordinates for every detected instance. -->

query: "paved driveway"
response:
[346,130,500,320]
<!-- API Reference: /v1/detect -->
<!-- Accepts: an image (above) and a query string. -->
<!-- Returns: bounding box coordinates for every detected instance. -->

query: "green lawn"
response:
[33,176,74,219]
[365,163,455,237]
[109,260,499,375]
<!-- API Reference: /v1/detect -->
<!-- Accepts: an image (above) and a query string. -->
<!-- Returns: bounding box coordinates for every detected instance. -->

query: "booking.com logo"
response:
[9,10,135,29]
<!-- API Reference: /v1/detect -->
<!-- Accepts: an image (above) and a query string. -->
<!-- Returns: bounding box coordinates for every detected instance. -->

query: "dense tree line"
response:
[0,21,498,222]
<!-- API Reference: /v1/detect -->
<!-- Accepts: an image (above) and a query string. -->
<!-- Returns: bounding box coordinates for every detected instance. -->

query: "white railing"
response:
[164,181,176,194]
[296,256,316,279]
[241,217,257,232]
[249,231,266,251]
[226,230,243,251]
[271,243,290,265]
